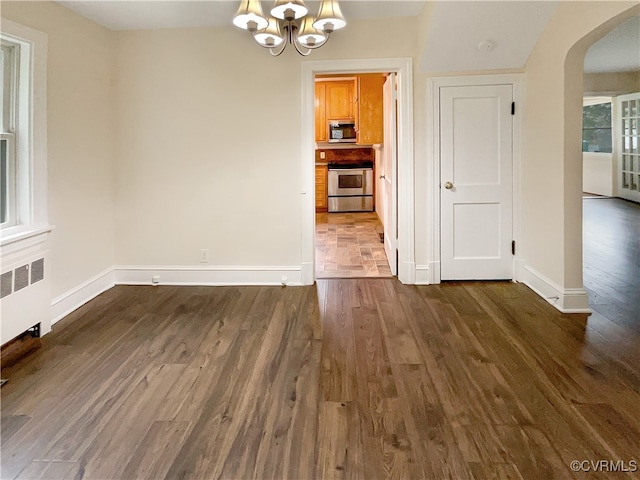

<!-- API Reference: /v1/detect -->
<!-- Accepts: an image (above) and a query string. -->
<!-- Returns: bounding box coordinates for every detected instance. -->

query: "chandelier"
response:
[233,0,347,56]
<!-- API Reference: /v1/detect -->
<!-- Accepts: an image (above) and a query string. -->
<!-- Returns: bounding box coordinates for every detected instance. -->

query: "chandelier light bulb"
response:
[254,17,285,47]
[233,0,268,31]
[298,16,327,48]
[271,0,308,20]
[313,0,346,32]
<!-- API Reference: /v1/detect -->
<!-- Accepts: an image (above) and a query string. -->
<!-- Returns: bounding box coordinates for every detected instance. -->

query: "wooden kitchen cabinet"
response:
[357,74,385,145]
[315,165,328,212]
[315,76,383,145]
[315,79,356,142]
[315,82,327,142]
[326,80,356,119]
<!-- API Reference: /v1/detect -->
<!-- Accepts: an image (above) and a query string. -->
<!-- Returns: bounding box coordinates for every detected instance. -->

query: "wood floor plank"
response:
[392,363,474,480]
[74,363,188,479]
[320,280,357,402]
[0,414,30,444]
[352,303,397,398]
[375,282,422,365]
[281,340,322,480]
[252,313,321,479]
[163,320,282,477]
[317,401,350,479]
[14,460,81,480]
[118,421,191,480]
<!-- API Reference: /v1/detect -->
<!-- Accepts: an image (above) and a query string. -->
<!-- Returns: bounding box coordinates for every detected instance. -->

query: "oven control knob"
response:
[444,181,454,189]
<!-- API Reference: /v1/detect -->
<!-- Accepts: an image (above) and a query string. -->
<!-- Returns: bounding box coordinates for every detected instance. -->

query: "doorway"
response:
[440,84,514,280]
[300,58,415,285]
[428,74,523,283]
[314,72,396,279]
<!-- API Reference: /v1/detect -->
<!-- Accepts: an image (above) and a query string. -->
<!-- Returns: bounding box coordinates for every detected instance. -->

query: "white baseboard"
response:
[51,267,115,325]
[429,261,441,284]
[415,265,431,285]
[519,264,591,313]
[300,262,314,286]
[398,261,416,284]
[114,265,303,287]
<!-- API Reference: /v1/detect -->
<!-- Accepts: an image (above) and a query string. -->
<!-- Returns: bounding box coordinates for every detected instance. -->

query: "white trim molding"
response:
[51,267,115,325]
[0,19,50,248]
[519,264,591,314]
[415,265,430,285]
[115,265,303,287]
[301,57,415,285]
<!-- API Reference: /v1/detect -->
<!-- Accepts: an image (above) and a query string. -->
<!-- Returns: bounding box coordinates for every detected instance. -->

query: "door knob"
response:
[379,174,386,179]
[444,181,454,189]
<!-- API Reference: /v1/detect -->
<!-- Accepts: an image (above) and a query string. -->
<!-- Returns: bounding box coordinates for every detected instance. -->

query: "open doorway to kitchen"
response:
[300,58,415,286]
[314,73,396,278]
[314,73,394,278]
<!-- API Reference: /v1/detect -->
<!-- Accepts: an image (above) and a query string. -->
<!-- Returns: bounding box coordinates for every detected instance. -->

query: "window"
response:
[582,102,612,153]
[0,20,49,246]
[1,40,18,228]
[619,94,640,200]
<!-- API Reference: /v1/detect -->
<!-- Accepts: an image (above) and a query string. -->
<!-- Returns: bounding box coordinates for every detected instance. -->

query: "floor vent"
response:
[0,258,45,299]
[0,271,12,299]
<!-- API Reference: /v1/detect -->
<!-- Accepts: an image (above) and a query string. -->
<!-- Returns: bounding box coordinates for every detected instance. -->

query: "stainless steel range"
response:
[327,161,374,212]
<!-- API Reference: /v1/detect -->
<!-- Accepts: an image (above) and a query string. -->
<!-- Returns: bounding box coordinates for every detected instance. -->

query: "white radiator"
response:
[1,242,51,345]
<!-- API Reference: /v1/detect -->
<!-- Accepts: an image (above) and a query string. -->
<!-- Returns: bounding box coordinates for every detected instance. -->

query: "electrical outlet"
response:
[200,249,209,263]
[320,151,326,159]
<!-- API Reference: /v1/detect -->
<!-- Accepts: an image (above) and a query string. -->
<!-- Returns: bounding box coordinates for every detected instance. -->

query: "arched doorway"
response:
[517,2,639,313]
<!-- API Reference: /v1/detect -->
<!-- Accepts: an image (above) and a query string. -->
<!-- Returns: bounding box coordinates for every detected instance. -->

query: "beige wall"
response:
[1,1,116,299]
[113,18,417,268]
[583,153,614,196]
[522,1,638,292]
[584,71,640,96]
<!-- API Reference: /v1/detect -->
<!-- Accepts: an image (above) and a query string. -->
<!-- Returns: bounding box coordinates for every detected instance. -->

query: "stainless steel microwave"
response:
[328,119,357,143]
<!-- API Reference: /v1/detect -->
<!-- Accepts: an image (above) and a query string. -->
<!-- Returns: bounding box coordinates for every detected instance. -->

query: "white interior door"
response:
[382,73,397,275]
[440,84,513,280]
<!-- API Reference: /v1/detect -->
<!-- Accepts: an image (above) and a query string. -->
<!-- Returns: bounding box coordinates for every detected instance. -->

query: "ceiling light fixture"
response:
[233,0,347,56]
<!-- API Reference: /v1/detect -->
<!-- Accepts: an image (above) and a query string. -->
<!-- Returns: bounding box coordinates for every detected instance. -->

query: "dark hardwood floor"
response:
[583,197,640,327]
[2,277,639,479]
[1,199,639,479]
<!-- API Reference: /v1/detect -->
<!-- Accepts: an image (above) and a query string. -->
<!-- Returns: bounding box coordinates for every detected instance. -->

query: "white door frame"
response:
[300,58,415,285]
[427,74,524,284]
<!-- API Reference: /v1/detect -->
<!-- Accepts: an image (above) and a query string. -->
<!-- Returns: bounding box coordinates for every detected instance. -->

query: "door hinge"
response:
[511,102,515,115]
[512,240,516,255]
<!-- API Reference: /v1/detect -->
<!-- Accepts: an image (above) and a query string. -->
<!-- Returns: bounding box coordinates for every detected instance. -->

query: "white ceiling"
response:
[420,1,559,72]
[56,0,427,31]
[54,1,639,75]
[584,15,640,74]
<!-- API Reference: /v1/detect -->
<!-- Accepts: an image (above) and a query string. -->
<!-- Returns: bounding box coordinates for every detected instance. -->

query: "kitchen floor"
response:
[315,212,393,278]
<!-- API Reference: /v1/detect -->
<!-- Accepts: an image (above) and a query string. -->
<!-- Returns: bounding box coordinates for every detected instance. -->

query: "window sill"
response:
[1,225,54,256]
